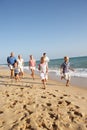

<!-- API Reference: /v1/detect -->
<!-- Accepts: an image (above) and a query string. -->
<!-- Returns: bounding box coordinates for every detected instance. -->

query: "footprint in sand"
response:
[52,122,58,130]
[12,100,18,106]
[20,87,24,90]
[65,100,71,106]
[59,96,64,99]
[41,96,46,98]
[58,101,63,104]
[63,94,68,97]
[26,118,30,124]
[23,105,33,115]
[6,93,10,97]
[75,105,80,109]
[81,96,86,100]
[20,113,28,121]
[0,120,5,128]
[0,111,4,114]
[46,103,52,106]
[52,94,56,97]
[74,111,83,117]
[18,94,23,97]
[55,90,59,92]
[10,123,19,130]
[48,93,56,97]
[49,112,58,120]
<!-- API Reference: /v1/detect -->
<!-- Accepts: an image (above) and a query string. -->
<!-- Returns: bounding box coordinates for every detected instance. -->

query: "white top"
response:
[17,58,24,68]
[40,63,47,73]
[44,56,49,63]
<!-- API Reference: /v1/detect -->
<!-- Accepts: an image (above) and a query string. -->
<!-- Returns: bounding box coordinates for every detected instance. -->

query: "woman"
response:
[29,55,36,80]
[17,55,24,78]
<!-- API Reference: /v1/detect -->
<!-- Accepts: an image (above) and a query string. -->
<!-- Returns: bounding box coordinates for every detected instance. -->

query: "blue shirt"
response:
[61,62,70,73]
[7,56,17,65]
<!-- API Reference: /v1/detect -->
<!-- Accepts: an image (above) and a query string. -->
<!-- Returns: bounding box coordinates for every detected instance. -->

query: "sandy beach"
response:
[0,67,87,130]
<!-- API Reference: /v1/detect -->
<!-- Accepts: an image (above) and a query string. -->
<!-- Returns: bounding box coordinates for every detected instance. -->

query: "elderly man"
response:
[7,52,17,78]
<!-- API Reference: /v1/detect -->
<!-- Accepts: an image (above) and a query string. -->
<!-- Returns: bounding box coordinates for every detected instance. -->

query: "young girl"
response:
[38,56,48,89]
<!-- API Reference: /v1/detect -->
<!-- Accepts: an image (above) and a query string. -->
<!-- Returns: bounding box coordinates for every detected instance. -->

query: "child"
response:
[38,56,48,89]
[60,56,74,86]
[14,62,20,81]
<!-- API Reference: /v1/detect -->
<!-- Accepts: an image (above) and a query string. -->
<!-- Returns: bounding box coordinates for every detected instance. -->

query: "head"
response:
[18,55,21,59]
[30,55,33,59]
[10,52,14,57]
[64,56,69,62]
[43,53,46,57]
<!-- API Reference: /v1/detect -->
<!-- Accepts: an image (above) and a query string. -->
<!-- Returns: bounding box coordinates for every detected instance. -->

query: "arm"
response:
[46,64,48,73]
[60,64,63,74]
[29,61,30,67]
[7,57,10,64]
[38,64,40,70]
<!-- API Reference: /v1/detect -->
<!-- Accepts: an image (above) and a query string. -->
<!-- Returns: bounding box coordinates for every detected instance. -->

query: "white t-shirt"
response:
[44,56,49,64]
[17,58,24,67]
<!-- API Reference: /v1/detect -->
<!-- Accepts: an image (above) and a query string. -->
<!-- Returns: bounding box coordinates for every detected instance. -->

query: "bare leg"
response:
[61,76,64,80]
[15,74,20,82]
[11,69,14,78]
[31,69,35,80]
[61,73,64,80]
[42,80,46,89]
[19,71,24,78]
[66,80,70,86]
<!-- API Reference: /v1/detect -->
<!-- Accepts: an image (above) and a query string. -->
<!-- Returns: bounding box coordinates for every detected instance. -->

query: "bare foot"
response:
[61,76,64,80]
[66,84,69,87]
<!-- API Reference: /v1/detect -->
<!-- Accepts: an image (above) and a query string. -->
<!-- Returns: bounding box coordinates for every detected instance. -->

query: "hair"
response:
[64,56,69,61]
[40,56,45,63]
[30,55,33,58]
[43,53,46,55]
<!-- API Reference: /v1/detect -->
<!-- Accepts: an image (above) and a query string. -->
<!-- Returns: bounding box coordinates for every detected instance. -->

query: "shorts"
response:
[18,66,24,72]
[8,64,14,70]
[15,73,19,77]
[30,66,35,70]
[63,72,71,81]
[40,72,48,80]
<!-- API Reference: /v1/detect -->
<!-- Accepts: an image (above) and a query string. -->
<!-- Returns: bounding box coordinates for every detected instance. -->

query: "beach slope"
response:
[0,67,87,130]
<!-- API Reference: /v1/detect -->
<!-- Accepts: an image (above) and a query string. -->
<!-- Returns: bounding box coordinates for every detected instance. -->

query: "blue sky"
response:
[0,0,87,63]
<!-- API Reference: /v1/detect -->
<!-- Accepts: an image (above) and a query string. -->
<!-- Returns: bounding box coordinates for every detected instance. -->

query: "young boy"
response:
[60,56,74,86]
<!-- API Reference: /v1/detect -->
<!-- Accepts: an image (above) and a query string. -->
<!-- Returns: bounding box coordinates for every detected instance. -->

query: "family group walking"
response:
[7,52,50,89]
[7,52,74,88]
[7,52,24,81]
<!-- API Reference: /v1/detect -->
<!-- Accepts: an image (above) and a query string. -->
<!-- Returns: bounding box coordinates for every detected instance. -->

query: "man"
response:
[7,52,17,78]
[43,53,49,66]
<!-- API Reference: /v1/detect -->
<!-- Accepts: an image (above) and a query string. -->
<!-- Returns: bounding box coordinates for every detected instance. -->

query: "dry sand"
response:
[0,67,87,130]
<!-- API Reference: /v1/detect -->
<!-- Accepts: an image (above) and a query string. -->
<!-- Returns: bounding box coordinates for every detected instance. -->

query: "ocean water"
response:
[24,56,87,78]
